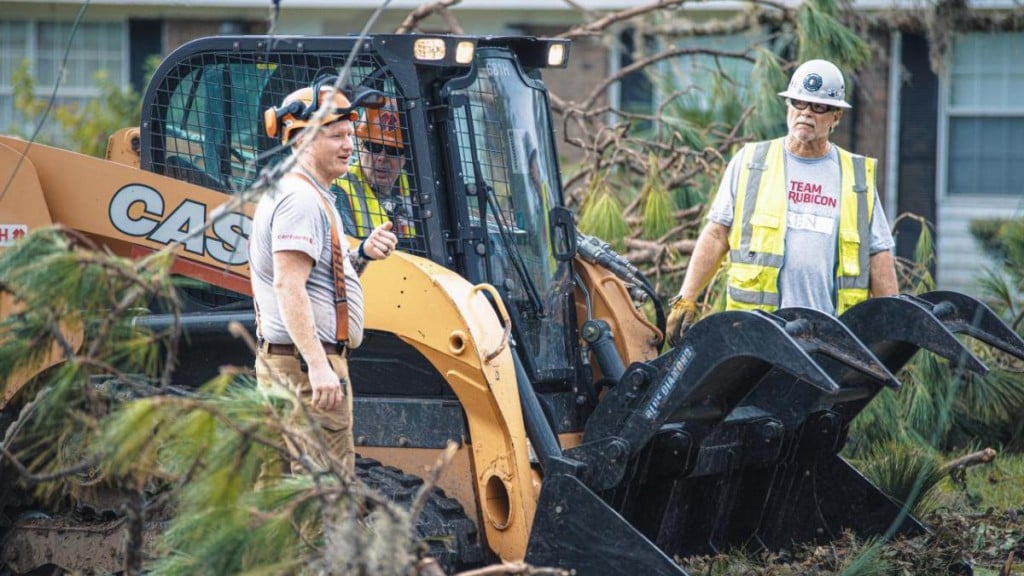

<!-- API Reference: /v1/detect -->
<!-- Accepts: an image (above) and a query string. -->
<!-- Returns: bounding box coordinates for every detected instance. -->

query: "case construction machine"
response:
[2,33,1023,575]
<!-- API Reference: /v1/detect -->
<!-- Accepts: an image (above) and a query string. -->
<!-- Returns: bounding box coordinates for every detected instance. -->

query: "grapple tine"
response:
[916,290,1024,360]
[770,307,900,389]
[570,310,837,491]
[841,295,988,375]
[618,308,900,556]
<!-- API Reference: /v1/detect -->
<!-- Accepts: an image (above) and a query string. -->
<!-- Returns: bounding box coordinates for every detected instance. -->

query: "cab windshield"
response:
[448,49,574,383]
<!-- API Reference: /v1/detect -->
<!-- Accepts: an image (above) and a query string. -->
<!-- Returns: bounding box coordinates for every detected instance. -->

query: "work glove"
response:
[666,297,698,347]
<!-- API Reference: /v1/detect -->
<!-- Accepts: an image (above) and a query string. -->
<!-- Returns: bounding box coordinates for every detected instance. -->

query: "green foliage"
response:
[795,0,871,69]
[838,538,892,576]
[578,175,630,252]
[11,59,142,157]
[0,227,172,395]
[1,229,423,574]
[852,441,946,517]
[969,218,1008,263]
[0,227,178,512]
[105,376,419,576]
[947,453,1024,510]
[746,48,788,139]
[641,153,676,239]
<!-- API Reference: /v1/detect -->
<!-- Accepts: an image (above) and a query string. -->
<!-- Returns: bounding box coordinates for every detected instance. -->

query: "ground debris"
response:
[676,509,1024,575]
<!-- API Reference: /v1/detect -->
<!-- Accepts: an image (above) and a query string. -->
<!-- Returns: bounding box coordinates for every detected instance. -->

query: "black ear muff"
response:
[280,100,309,121]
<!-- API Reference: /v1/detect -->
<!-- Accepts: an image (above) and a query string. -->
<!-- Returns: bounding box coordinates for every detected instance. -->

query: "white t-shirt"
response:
[250,170,366,348]
[708,145,895,315]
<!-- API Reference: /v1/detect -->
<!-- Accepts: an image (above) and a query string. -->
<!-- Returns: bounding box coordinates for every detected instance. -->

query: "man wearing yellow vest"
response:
[666,59,898,346]
[333,98,416,238]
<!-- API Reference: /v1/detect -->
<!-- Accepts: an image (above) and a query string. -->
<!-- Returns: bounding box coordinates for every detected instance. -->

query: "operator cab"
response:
[139,35,585,399]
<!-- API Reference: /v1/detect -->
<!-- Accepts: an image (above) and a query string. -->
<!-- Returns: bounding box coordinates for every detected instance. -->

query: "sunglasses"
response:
[364,141,402,156]
[787,98,836,114]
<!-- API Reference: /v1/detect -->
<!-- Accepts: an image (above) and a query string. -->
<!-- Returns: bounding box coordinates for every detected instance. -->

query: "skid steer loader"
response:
[2,33,1023,575]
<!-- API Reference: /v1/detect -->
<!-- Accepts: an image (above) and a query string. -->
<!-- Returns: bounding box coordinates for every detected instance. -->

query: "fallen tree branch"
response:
[940,447,997,475]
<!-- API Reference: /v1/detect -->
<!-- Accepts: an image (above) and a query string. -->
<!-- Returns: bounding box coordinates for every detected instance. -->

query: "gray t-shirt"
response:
[708,145,895,315]
[250,170,366,348]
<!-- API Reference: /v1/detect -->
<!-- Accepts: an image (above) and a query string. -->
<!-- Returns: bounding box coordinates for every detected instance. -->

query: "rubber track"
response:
[356,457,487,572]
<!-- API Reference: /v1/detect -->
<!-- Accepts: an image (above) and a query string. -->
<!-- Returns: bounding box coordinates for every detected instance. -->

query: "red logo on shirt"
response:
[277,233,314,245]
[788,180,836,208]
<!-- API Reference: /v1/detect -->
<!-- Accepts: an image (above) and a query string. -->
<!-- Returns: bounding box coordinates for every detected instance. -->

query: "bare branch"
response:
[559,0,689,39]
[940,447,997,475]
[395,0,463,34]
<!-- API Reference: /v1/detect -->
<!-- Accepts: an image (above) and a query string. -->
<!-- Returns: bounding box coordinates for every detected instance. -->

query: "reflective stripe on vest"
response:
[333,164,412,236]
[725,138,874,315]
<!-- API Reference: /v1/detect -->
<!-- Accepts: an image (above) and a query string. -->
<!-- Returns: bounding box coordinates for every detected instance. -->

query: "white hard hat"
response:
[778,59,851,109]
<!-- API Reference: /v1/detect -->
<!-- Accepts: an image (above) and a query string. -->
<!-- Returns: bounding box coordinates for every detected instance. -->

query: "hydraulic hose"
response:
[576,232,667,346]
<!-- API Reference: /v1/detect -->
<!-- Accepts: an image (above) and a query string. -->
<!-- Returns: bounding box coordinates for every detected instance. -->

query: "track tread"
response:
[356,457,486,571]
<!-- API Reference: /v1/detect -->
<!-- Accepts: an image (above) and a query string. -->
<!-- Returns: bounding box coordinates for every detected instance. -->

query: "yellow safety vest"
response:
[333,163,414,237]
[726,138,875,316]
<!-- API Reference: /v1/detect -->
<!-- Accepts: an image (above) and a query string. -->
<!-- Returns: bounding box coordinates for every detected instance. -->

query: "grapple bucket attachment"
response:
[528,292,1024,574]
[595,307,900,558]
[569,310,839,491]
[527,310,852,573]
[691,292,1024,555]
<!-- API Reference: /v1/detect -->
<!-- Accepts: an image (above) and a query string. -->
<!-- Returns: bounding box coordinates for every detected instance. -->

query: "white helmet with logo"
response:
[778,59,851,109]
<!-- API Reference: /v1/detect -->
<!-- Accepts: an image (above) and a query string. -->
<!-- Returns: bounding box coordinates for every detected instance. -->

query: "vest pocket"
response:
[748,213,781,254]
[729,262,778,292]
[839,229,861,276]
[727,262,780,309]
[836,288,869,315]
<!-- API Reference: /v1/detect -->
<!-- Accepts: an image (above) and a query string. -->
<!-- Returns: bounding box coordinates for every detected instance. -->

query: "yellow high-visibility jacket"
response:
[725,137,875,315]
[333,163,415,237]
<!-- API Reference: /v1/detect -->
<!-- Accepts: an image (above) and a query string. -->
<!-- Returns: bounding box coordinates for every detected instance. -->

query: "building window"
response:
[945,33,1024,196]
[667,34,756,113]
[618,29,655,130]
[0,19,126,145]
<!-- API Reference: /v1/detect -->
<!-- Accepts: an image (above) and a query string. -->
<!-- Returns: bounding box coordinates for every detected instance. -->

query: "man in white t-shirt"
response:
[666,59,898,346]
[251,84,397,476]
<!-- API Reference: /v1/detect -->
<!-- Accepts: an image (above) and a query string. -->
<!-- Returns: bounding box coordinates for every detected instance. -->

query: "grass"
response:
[948,452,1024,511]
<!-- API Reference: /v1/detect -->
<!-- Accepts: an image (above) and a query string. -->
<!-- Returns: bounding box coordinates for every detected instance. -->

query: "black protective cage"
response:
[139,35,474,261]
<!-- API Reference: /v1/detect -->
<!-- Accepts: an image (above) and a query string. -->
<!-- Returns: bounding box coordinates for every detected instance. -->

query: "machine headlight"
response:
[455,41,475,65]
[413,38,446,61]
[547,43,567,67]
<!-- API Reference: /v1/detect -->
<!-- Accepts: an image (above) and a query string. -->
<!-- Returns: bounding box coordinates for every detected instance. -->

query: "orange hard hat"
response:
[263,86,357,144]
[355,98,403,150]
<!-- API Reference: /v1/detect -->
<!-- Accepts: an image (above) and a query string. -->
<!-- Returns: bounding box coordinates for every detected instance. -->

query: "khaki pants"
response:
[255,351,355,479]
